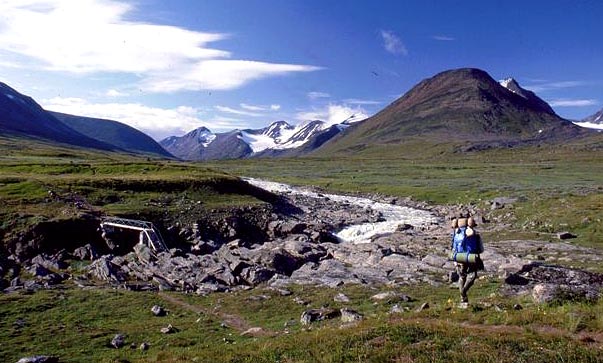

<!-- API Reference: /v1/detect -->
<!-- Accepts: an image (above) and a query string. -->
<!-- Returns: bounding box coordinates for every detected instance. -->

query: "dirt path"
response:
[157,292,276,337]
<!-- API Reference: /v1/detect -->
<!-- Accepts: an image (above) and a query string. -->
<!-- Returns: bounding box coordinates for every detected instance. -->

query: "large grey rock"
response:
[133,243,155,264]
[86,256,126,282]
[31,253,67,271]
[72,244,98,261]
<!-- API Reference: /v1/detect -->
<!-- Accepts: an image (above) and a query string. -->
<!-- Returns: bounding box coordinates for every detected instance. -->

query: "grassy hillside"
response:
[0,136,267,244]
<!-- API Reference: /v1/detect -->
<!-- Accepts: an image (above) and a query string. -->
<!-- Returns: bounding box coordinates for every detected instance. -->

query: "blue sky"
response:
[0,0,601,140]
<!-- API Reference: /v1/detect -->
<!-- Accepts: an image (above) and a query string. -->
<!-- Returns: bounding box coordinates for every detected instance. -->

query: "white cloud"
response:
[524,81,586,93]
[548,99,597,107]
[432,35,455,41]
[296,104,370,125]
[106,89,128,97]
[141,60,320,93]
[343,98,382,105]
[380,30,408,56]
[0,0,320,93]
[307,91,331,100]
[41,96,220,140]
[215,105,261,117]
[240,103,281,112]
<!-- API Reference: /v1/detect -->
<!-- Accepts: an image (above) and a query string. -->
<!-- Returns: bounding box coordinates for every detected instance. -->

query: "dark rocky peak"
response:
[499,78,528,98]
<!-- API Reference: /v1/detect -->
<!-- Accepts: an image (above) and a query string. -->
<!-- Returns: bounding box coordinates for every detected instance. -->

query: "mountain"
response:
[0,82,114,151]
[160,120,349,160]
[315,68,586,155]
[0,81,172,157]
[50,112,172,157]
[582,108,603,124]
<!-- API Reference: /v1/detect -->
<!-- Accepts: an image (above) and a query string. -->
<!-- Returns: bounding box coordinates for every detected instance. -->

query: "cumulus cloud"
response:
[380,30,408,56]
[0,0,320,92]
[296,104,370,125]
[547,99,597,107]
[41,97,219,140]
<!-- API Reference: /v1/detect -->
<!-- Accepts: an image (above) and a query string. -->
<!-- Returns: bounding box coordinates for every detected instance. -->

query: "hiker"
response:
[450,215,484,304]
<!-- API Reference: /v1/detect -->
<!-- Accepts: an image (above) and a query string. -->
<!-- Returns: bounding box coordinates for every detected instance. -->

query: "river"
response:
[244,178,438,244]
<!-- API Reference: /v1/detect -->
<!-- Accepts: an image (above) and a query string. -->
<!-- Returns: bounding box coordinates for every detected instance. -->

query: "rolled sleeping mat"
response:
[448,252,481,264]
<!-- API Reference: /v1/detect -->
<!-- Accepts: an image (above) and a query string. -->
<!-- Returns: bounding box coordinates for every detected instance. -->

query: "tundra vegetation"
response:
[1,136,603,362]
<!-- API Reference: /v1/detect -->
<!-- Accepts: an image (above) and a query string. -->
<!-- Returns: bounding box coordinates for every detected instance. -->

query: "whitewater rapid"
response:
[244,178,438,244]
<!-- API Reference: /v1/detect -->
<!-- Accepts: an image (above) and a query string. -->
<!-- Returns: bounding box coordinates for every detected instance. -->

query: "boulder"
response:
[134,243,155,264]
[334,293,350,303]
[111,334,126,349]
[340,308,363,323]
[151,305,166,317]
[86,256,126,283]
[31,253,67,271]
[72,244,98,261]
[300,308,340,325]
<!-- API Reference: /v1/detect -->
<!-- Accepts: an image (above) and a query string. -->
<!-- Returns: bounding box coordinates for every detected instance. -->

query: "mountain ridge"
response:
[312,68,587,155]
[0,81,172,158]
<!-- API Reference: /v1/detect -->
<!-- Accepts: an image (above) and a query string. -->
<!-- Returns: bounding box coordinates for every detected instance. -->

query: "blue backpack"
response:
[451,227,483,254]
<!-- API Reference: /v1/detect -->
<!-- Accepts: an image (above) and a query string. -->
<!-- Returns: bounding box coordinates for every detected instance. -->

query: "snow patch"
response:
[244,178,438,244]
[499,78,514,89]
[241,121,329,153]
[200,133,216,147]
[573,121,603,130]
[596,113,602,123]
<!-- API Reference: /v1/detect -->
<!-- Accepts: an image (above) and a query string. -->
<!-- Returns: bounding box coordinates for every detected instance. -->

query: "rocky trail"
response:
[2,178,603,307]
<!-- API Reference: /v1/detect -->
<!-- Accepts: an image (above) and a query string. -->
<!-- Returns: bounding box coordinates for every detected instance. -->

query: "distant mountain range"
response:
[2,68,601,160]
[0,82,172,158]
[578,108,603,128]
[160,120,350,160]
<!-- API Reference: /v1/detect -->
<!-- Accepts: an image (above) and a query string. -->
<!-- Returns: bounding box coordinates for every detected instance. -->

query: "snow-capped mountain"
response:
[498,77,556,114]
[160,120,352,160]
[574,108,603,130]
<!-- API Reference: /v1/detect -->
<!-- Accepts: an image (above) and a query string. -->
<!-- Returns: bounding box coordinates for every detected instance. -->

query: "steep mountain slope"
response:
[161,120,347,160]
[315,68,585,155]
[50,112,172,157]
[582,108,603,124]
[0,82,114,151]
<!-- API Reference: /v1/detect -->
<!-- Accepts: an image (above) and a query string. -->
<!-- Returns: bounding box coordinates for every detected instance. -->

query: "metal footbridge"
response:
[100,217,168,252]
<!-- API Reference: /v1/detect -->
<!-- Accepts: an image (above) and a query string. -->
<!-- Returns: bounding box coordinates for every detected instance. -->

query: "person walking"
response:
[450,215,484,305]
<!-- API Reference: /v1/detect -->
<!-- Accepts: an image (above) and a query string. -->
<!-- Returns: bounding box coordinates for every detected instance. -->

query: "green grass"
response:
[2,137,603,362]
[1,283,602,363]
